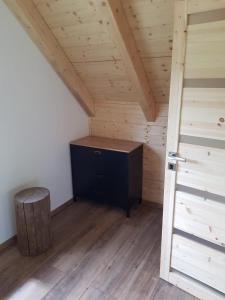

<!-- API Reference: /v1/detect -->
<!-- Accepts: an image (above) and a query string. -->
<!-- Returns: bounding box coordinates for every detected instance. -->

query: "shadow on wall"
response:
[143,144,166,204]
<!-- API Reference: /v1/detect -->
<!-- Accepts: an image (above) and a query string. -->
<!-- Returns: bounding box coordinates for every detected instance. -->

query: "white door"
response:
[160,1,225,299]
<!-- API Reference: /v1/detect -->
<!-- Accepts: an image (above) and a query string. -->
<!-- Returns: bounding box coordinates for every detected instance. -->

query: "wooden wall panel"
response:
[33,0,173,106]
[180,88,225,140]
[123,0,173,104]
[123,0,174,58]
[90,101,168,204]
[67,43,120,63]
[33,0,105,28]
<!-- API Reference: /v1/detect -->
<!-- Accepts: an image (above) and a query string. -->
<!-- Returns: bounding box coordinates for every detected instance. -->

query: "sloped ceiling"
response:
[32,0,174,105]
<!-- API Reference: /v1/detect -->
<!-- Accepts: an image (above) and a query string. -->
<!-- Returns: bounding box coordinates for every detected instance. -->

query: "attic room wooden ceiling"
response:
[5,0,174,121]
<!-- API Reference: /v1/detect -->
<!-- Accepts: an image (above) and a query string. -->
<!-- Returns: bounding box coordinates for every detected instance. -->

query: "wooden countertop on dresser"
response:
[70,136,143,153]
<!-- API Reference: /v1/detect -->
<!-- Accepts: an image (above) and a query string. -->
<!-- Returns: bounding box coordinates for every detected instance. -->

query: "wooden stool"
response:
[15,187,51,256]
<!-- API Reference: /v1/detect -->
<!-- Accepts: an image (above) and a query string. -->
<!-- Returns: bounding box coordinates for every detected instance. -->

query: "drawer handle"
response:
[94,150,102,156]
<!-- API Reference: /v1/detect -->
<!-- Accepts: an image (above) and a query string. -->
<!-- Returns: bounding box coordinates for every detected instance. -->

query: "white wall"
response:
[0,2,90,244]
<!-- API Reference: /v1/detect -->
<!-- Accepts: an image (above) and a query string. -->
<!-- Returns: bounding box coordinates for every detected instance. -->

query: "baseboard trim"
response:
[142,199,163,209]
[0,235,17,254]
[51,198,74,217]
[0,198,160,253]
[0,198,74,254]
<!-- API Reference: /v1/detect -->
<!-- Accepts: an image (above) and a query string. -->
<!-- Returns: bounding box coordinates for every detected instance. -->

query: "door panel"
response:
[171,234,225,294]
[187,0,225,14]
[174,191,225,247]
[180,88,225,140]
[160,1,225,298]
[177,143,225,196]
[184,21,225,78]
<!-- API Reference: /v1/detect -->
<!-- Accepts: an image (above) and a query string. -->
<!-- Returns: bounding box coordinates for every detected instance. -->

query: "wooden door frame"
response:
[160,0,187,281]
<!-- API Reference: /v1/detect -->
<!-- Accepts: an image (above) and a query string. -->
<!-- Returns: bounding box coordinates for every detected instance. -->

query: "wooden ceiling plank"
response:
[4,0,95,116]
[98,0,156,121]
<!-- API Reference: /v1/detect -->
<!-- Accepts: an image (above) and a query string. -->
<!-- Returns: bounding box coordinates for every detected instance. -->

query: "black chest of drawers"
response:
[70,136,143,217]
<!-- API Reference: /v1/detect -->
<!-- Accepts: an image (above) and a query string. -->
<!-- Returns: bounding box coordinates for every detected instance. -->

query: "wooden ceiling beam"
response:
[4,0,95,116]
[98,0,156,121]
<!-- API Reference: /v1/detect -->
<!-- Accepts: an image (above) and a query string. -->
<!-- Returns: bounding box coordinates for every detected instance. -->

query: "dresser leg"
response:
[126,208,130,218]
[74,195,79,202]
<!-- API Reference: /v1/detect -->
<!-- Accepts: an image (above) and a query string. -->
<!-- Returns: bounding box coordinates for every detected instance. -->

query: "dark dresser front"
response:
[70,136,143,217]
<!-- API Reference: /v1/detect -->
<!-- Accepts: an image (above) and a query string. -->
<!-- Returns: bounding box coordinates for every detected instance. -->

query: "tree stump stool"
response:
[15,187,51,256]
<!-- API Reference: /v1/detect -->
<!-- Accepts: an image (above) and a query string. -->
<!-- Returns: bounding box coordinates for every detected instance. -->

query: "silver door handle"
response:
[168,151,186,162]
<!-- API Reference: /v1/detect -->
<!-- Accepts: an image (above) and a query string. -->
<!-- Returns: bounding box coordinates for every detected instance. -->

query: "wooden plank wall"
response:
[33,0,173,104]
[90,102,168,204]
[89,0,173,204]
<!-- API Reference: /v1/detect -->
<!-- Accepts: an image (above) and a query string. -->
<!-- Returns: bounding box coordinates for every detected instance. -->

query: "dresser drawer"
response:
[70,145,128,201]
[71,145,127,172]
[71,145,105,171]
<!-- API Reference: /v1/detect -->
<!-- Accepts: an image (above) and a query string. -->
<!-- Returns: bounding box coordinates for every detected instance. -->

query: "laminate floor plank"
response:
[0,201,196,300]
[80,286,117,300]
[5,264,64,300]
[0,202,105,298]
[63,208,158,300]
[90,213,162,299]
[43,206,150,299]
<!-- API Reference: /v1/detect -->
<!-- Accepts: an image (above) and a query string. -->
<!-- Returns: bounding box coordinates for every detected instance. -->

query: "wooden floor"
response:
[0,200,196,300]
